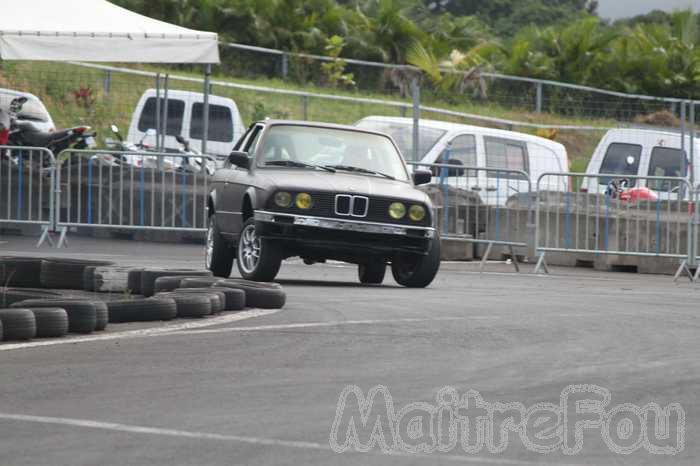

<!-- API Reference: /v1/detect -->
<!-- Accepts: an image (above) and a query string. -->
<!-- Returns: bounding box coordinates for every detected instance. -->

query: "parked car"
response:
[127,89,245,160]
[0,88,55,134]
[355,116,570,204]
[580,128,700,199]
[206,120,440,287]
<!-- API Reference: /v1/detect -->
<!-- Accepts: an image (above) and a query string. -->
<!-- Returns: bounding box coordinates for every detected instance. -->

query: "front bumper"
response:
[254,210,435,257]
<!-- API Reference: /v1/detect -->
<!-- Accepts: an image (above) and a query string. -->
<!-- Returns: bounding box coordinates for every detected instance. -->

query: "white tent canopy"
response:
[0,0,220,63]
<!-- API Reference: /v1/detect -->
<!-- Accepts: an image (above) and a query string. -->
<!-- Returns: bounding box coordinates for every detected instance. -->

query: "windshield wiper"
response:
[265,160,335,172]
[324,165,395,180]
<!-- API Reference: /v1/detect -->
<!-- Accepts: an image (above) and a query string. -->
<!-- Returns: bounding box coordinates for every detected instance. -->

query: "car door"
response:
[221,124,265,236]
[483,136,529,206]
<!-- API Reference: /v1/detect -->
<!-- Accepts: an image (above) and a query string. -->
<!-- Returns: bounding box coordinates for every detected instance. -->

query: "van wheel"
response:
[236,218,282,282]
[358,260,386,284]
[391,236,441,288]
[206,214,234,278]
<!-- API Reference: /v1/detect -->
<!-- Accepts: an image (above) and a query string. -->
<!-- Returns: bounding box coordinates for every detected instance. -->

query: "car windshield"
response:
[257,125,409,181]
[355,120,446,162]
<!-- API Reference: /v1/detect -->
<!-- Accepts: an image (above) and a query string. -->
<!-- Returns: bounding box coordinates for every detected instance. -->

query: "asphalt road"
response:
[0,235,698,465]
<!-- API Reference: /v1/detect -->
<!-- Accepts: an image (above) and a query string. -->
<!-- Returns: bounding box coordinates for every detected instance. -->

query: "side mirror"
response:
[175,135,186,144]
[412,169,432,186]
[110,124,123,141]
[228,150,250,169]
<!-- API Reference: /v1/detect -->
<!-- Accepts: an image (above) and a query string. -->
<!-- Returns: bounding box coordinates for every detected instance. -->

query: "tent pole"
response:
[155,73,161,152]
[162,74,170,153]
[202,64,212,155]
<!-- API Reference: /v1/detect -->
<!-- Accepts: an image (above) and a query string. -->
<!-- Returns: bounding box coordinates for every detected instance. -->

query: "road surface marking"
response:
[166,316,482,336]
[0,412,585,466]
[0,309,281,352]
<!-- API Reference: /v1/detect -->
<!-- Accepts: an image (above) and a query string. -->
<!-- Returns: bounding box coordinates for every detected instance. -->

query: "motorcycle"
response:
[7,96,97,156]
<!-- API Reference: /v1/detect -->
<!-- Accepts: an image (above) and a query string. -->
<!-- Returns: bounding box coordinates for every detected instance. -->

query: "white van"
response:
[580,128,700,198]
[127,89,246,158]
[355,116,569,204]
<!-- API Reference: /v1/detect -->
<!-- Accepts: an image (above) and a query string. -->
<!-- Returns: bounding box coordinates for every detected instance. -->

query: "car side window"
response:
[485,137,529,179]
[647,146,687,192]
[445,134,477,166]
[244,125,264,154]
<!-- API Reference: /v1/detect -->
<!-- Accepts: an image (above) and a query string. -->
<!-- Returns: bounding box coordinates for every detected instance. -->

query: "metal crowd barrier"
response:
[0,145,58,247]
[534,172,694,279]
[408,161,533,272]
[53,149,218,248]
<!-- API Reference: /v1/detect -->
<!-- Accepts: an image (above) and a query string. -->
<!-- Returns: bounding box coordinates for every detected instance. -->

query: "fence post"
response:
[155,73,161,152]
[535,82,543,113]
[281,53,289,80]
[202,64,212,155]
[301,95,309,120]
[690,102,697,269]
[161,74,170,154]
[411,77,420,162]
[103,70,111,96]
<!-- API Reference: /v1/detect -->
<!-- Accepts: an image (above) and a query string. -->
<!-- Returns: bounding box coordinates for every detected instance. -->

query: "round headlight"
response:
[296,193,313,209]
[389,202,406,219]
[274,191,292,208]
[409,205,426,222]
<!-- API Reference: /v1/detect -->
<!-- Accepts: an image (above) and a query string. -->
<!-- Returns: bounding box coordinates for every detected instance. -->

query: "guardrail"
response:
[53,149,218,247]
[408,161,533,272]
[534,173,694,279]
[0,145,58,247]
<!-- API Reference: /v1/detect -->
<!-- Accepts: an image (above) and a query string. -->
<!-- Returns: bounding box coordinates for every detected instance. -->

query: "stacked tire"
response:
[13,299,101,334]
[40,259,115,289]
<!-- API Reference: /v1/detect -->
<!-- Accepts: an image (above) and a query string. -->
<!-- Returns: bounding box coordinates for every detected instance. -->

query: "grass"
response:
[0,61,613,166]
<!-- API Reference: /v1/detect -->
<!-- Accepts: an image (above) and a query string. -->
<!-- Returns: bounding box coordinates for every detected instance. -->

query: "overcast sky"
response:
[597,0,699,19]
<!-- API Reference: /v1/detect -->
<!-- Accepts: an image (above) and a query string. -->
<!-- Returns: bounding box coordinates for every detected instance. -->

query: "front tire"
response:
[236,218,282,282]
[206,214,234,278]
[391,236,441,288]
[358,260,386,284]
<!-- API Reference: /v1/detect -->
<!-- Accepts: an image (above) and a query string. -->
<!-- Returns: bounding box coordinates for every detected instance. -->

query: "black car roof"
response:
[253,119,392,139]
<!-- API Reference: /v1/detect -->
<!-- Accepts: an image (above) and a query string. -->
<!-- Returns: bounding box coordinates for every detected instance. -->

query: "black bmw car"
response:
[205,120,440,287]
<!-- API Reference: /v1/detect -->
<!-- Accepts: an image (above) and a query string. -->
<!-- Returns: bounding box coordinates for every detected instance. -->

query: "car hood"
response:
[258,168,430,204]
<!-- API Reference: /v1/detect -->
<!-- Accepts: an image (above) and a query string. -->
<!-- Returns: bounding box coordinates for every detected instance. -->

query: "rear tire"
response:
[206,214,235,278]
[236,218,282,282]
[358,260,386,284]
[391,236,441,288]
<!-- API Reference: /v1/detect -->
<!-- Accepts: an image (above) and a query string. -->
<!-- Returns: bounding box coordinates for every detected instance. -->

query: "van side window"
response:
[445,135,476,165]
[190,103,234,143]
[137,98,185,136]
[598,143,642,186]
[647,146,687,192]
[485,137,528,179]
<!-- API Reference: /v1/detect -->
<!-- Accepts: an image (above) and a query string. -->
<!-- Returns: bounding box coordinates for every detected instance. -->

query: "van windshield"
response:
[355,120,446,162]
[598,143,642,186]
[138,97,185,136]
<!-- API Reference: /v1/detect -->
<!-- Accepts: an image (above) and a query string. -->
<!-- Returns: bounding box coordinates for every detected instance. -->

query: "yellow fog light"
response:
[296,192,313,209]
[409,205,426,222]
[274,191,292,208]
[389,202,406,219]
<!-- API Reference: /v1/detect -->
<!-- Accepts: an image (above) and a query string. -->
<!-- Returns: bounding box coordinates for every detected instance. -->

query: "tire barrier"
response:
[0,261,286,342]
[107,298,178,323]
[215,279,286,309]
[13,299,97,334]
[40,258,115,289]
[0,257,44,288]
[154,293,212,318]
[140,269,213,297]
[0,308,37,340]
[27,308,69,338]
[84,266,140,293]
[0,288,62,307]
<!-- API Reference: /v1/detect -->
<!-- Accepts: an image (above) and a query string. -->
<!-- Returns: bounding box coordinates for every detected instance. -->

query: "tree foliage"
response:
[111,0,700,98]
